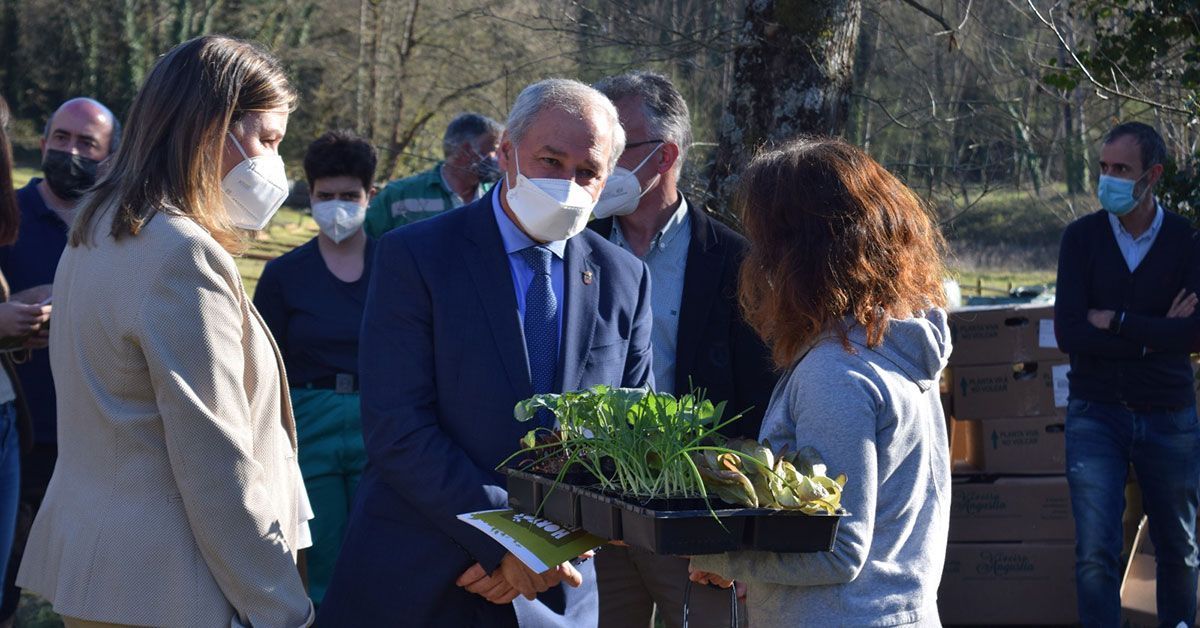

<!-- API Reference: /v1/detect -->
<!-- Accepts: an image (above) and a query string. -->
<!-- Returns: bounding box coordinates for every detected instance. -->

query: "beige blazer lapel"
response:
[247,299,298,452]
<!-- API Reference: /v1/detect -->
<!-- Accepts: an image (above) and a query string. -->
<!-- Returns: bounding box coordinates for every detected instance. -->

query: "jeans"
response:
[1,440,55,620]
[1066,398,1200,627]
[0,402,18,611]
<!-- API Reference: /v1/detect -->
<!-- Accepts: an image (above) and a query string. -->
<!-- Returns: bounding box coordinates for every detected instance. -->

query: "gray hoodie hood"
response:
[842,308,953,393]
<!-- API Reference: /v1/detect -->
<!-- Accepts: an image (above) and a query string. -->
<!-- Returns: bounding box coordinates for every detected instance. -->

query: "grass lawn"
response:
[940,183,1077,248]
[950,268,1056,300]
[13,165,35,189]
[239,208,318,295]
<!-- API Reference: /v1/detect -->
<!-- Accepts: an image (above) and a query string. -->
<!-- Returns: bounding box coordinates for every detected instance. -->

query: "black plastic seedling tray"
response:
[618,500,748,555]
[505,469,542,515]
[504,468,844,554]
[507,468,593,522]
[744,509,842,552]
[542,482,583,528]
[578,489,622,540]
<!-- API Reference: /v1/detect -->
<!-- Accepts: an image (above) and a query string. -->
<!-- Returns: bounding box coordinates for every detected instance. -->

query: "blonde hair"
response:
[70,35,296,253]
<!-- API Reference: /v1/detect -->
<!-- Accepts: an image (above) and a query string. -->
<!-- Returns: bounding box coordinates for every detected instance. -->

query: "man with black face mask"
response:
[0,96,119,626]
[364,112,502,237]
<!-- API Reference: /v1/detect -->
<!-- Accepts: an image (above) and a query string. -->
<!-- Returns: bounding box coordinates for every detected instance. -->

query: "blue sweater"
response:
[1054,209,1200,408]
[0,179,68,444]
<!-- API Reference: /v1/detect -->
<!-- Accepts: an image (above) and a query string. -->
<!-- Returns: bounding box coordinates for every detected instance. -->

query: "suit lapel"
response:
[558,235,599,393]
[675,206,723,396]
[462,198,533,399]
[588,217,615,240]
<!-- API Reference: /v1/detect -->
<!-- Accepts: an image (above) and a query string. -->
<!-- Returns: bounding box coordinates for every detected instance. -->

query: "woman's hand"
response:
[0,301,50,340]
[688,562,733,588]
[688,562,748,599]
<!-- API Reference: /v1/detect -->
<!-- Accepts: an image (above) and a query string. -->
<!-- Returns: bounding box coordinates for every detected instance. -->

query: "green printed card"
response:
[457,509,606,572]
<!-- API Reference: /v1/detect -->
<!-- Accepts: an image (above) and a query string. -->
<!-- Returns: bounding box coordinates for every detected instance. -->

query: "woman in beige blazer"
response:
[17,35,314,628]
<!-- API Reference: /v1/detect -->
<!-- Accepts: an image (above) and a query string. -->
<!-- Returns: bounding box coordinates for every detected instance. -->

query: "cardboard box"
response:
[948,414,983,474]
[950,476,1074,542]
[939,542,1077,625]
[939,367,953,419]
[978,416,1066,474]
[1122,551,1162,627]
[949,416,1067,475]
[949,304,1066,367]
[1120,517,1200,626]
[953,359,1070,420]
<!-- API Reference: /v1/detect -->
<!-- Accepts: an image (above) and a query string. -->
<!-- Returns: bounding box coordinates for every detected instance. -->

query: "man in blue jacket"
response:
[319,78,653,627]
[1055,121,1200,627]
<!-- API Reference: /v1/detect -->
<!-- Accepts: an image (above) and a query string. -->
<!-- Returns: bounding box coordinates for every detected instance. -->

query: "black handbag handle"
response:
[682,577,739,628]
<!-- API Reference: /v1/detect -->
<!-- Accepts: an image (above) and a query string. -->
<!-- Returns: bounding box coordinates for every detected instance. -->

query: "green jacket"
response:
[364,162,492,238]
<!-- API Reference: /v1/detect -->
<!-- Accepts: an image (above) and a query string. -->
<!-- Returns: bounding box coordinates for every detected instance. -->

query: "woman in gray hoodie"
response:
[689,137,952,627]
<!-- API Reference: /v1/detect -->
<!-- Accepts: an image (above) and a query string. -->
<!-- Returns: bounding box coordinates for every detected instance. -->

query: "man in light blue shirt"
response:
[609,200,688,391]
[1109,201,1163,271]
[589,70,776,628]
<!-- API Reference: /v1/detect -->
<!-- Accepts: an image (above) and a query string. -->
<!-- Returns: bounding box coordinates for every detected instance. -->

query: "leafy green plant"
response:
[692,439,846,514]
[505,385,739,500]
[501,386,848,516]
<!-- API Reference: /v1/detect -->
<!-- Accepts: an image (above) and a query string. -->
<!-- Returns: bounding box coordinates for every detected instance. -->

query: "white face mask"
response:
[311,199,366,243]
[592,143,663,219]
[221,133,290,230]
[504,147,597,242]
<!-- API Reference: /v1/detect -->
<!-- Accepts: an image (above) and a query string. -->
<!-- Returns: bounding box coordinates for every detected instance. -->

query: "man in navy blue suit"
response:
[319,78,653,627]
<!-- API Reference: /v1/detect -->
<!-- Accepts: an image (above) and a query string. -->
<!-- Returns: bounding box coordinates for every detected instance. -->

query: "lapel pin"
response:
[582,270,593,285]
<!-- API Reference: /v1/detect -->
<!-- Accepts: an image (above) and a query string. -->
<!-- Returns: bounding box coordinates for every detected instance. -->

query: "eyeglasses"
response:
[625,139,665,150]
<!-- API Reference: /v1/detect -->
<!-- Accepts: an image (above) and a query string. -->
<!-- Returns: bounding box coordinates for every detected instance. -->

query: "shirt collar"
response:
[1108,200,1164,242]
[612,195,690,253]
[435,162,456,196]
[438,161,486,205]
[489,184,567,259]
[24,178,69,226]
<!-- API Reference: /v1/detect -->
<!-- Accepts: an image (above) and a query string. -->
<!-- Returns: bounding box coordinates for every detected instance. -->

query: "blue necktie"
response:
[519,246,558,427]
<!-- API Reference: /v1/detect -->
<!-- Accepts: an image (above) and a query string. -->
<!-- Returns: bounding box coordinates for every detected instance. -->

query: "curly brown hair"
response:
[737,137,947,369]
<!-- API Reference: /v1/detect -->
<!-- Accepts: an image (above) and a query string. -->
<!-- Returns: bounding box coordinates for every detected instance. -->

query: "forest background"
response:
[1,0,1197,299]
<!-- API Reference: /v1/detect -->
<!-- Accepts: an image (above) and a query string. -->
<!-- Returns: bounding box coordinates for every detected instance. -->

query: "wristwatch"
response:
[1108,310,1126,335]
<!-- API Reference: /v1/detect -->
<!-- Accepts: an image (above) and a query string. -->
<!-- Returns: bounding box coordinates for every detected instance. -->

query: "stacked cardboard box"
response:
[938,304,1078,625]
[1120,517,1200,625]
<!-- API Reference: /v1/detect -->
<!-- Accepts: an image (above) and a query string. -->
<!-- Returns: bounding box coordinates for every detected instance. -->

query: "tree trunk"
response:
[1061,16,1089,195]
[0,0,16,104]
[175,0,193,42]
[847,6,878,149]
[122,0,147,97]
[1074,84,1090,192]
[706,0,863,214]
[355,0,368,134]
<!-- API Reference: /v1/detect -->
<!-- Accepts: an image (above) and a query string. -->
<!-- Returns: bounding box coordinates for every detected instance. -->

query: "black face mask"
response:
[42,149,100,200]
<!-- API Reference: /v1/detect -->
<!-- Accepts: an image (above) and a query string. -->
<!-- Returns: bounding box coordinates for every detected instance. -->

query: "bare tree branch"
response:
[1026,0,1193,115]
[898,0,953,33]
